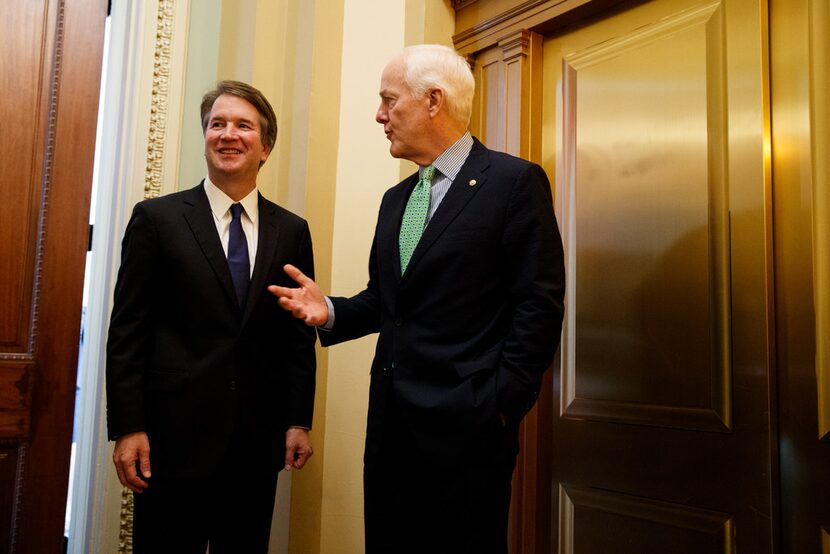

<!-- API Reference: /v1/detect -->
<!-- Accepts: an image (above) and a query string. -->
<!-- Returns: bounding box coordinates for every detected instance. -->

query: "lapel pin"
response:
[468,179,477,187]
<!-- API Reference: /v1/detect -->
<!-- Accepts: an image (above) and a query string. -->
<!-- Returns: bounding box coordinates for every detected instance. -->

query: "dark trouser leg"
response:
[364,390,519,554]
[132,476,210,554]
[133,425,280,554]
[207,425,280,554]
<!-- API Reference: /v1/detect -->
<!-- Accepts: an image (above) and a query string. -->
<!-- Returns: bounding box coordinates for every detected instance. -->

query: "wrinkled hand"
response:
[268,264,328,326]
[284,428,313,471]
[113,431,151,493]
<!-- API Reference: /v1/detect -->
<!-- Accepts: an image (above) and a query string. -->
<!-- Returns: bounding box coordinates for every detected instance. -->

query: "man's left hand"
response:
[284,427,313,471]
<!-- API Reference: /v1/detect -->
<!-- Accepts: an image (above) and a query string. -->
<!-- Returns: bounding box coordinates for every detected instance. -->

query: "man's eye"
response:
[210,121,224,129]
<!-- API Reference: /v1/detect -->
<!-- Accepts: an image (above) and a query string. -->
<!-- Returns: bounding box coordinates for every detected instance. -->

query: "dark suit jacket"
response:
[106,182,316,479]
[322,138,565,467]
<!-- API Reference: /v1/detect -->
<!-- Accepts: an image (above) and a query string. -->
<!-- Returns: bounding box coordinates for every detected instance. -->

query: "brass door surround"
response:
[454,0,830,552]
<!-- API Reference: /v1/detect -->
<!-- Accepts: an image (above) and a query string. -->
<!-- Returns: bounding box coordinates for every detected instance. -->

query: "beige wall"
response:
[321,1,407,550]
[294,2,455,552]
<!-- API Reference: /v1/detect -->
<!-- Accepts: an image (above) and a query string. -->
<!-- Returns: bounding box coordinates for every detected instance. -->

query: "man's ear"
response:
[427,87,445,117]
[261,142,272,162]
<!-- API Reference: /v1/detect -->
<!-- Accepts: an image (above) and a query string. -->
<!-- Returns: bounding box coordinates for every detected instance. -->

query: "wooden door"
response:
[0,1,106,551]
[542,0,774,551]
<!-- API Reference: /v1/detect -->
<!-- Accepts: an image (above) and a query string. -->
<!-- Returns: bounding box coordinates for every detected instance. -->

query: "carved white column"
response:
[66,1,190,553]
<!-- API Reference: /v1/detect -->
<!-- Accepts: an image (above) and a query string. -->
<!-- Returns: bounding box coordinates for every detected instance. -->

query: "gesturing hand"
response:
[268,264,328,326]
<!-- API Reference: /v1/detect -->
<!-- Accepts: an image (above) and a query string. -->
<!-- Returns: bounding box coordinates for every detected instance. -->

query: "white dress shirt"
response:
[203,177,258,277]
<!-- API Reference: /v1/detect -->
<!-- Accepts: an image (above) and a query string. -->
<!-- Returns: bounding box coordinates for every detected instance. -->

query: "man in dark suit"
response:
[270,45,565,553]
[106,80,316,554]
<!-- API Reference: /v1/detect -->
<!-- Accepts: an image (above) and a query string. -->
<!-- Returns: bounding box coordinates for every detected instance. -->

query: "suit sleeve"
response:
[284,222,319,428]
[319,215,384,347]
[497,163,566,422]
[106,202,160,440]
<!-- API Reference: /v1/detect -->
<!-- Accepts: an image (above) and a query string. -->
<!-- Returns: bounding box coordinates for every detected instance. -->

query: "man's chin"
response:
[388,144,404,159]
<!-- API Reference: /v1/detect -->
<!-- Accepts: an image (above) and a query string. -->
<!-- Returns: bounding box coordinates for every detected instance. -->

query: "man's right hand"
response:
[113,431,151,493]
[268,264,329,326]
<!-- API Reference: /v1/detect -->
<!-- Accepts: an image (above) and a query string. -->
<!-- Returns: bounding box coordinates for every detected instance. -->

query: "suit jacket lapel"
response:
[241,194,281,326]
[183,183,240,310]
[401,142,490,280]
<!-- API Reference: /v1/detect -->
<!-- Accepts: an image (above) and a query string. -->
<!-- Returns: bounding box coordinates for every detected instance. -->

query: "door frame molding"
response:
[66,1,190,552]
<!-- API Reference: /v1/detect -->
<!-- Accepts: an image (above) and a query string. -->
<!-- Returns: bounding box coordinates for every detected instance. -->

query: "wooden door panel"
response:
[543,0,772,551]
[0,0,106,551]
[0,2,46,355]
[559,485,733,553]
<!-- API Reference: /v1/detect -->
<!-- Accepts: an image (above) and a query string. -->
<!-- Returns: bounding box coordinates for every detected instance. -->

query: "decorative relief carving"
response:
[27,0,68,361]
[143,0,175,200]
[118,486,134,554]
[452,0,479,8]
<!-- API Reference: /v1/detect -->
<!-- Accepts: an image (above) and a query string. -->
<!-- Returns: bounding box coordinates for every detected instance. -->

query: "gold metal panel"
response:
[558,484,735,553]
[810,0,830,441]
[555,2,731,431]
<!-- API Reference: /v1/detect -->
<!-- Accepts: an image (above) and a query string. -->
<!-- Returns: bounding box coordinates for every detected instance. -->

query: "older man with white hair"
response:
[271,44,565,553]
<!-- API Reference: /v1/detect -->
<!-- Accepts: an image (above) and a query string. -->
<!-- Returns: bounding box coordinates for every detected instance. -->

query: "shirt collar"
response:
[423,132,473,181]
[204,177,259,224]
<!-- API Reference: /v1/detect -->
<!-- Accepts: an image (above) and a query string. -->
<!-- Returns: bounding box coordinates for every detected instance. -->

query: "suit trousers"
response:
[132,424,280,554]
[364,382,520,554]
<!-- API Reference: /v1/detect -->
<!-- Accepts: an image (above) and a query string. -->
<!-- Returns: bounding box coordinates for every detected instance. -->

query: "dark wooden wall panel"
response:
[0,2,48,353]
[0,0,106,551]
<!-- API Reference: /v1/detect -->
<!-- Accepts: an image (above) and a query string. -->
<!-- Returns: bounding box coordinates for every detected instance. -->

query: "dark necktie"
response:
[228,203,250,307]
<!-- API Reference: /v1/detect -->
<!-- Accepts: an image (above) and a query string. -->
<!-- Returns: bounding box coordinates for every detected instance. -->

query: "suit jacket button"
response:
[394,318,403,326]
[230,380,237,391]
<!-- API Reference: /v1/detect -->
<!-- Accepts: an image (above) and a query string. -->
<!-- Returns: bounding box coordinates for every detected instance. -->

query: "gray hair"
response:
[401,45,474,127]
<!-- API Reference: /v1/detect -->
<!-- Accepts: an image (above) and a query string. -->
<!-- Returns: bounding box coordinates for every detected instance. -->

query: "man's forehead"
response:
[380,58,405,87]
[209,96,259,120]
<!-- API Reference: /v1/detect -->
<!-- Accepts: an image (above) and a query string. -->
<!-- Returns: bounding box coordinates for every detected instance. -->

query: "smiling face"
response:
[204,94,270,188]
[375,58,435,165]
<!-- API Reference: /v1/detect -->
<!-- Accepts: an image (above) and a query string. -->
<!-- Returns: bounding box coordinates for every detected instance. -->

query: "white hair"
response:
[401,44,475,127]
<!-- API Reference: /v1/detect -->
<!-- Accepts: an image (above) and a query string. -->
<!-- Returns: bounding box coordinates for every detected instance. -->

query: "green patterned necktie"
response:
[399,164,436,274]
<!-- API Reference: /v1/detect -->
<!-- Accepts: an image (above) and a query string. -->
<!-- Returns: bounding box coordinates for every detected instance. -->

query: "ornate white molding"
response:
[119,1,177,550]
[117,487,134,554]
[143,0,175,199]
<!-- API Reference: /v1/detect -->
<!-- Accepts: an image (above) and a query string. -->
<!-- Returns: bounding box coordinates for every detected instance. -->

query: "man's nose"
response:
[375,106,387,123]
[220,124,239,138]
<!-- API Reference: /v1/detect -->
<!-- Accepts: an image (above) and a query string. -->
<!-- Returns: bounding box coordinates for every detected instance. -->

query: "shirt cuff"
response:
[321,296,335,330]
